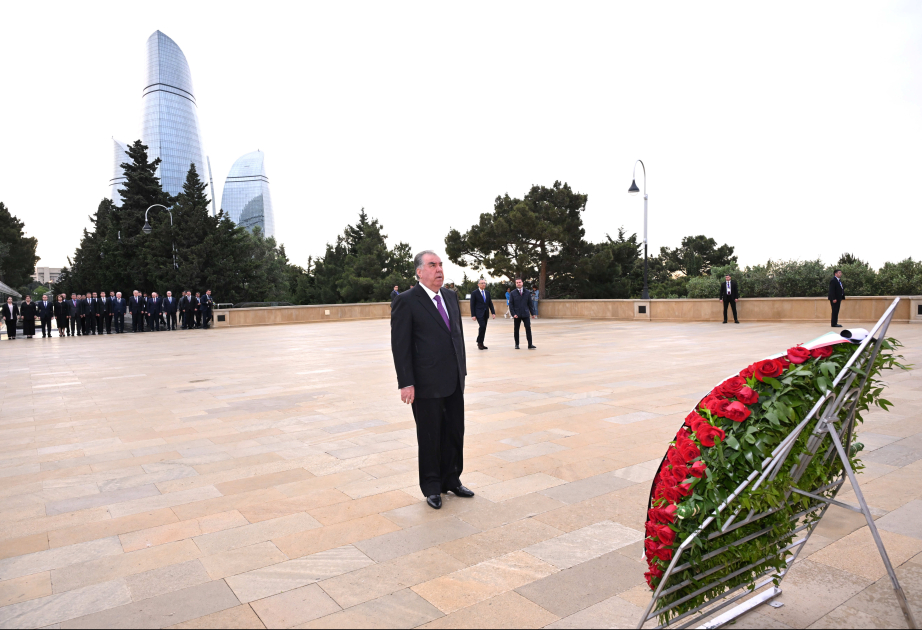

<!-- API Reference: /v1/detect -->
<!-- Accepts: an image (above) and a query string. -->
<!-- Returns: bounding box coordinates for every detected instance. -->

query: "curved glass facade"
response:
[222,150,275,237]
[109,138,131,206]
[141,31,210,200]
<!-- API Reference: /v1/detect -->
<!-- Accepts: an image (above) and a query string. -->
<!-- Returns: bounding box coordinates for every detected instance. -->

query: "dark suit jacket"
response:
[718,280,740,300]
[37,300,54,318]
[147,298,162,316]
[508,288,533,318]
[390,290,399,301]
[97,297,111,316]
[66,299,80,317]
[829,277,845,302]
[163,297,177,314]
[200,295,213,312]
[112,298,127,314]
[2,303,19,323]
[78,298,90,316]
[391,284,467,399]
[129,296,144,315]
[469,289,495,318]
[189,297,199,311]
[53,301,68,318]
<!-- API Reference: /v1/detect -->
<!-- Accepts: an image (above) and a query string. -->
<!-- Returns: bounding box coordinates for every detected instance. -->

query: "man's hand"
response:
[833,299,837,303]
[513,314,518,318]
[735,299,738,303]
[471,316,476,321]
[400,386,415,405]
[491,314,495,319]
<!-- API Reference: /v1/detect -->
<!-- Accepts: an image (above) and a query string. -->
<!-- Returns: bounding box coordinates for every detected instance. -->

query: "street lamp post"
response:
[143,204,177,269]
[628,160,649,300]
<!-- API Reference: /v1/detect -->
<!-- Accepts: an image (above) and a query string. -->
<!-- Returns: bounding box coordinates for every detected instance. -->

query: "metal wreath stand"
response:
[637,297,918,630]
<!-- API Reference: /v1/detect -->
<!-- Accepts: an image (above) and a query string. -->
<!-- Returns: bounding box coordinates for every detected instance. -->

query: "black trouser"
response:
[56,317,67,336]
[185,310,196,329]
[513,315,533,346]
[723,299,738,323]
[149,314,161,331]
[96,315,104,334]
[4,319,15,339]
[67,317,76,335]
[132,313,143,332]
[166,312,177,330]
[201,309,211,328]
[105,314,113,334]
[411,380,464,497]
[831,300,841,326]
[41,316,53,337]
[81,316,91,335]
[114,313,125,333]
[476,312,489,345]
[195,311,202,328]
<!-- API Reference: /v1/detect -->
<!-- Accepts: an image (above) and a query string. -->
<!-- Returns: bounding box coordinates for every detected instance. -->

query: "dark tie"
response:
[433,295,450,330]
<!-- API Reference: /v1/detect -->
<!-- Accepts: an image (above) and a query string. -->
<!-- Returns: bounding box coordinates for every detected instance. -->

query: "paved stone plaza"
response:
[0,317,920,629]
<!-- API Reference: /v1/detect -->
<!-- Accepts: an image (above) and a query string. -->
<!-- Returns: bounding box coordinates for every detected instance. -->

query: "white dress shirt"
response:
[726,281,731,294]
[420,284,449,320]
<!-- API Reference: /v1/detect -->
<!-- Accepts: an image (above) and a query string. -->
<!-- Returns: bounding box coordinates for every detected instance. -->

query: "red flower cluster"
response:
[787,346,811,364]
[811,346,834,359]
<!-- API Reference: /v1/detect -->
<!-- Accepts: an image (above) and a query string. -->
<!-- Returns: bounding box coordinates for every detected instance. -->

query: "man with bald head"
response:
[391,251,472,510]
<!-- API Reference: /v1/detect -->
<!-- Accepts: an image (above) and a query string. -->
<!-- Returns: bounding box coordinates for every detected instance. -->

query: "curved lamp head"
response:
[628,180,640,195]
[142,222,152,235]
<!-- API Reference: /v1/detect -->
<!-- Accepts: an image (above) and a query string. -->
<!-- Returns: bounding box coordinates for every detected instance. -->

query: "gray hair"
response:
[414,250,438,278]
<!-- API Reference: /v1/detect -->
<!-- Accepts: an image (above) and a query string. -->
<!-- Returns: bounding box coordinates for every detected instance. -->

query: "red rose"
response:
[811,346,834,359]
[696,423,726,447]
[676,480,694,497]
[754,359,785,382]
[671,464,689,481]
[690,461,707,478]
[685,411,707,432]
[647,542,673,562]
[676,427,691,441]
[740,364,756,379]
[703,396,730,417]
[724,400,752,423]
[667,447,685,468]
[777,356,791,368]
[718,376,747,397]
[736,386,759,405]
[653,524,676,546]
[645,565,664,589]
[645,520,656,538]
[676,436,701,461]
[787,346,811,364]
[649,504,677,523]
[655,483,683,503]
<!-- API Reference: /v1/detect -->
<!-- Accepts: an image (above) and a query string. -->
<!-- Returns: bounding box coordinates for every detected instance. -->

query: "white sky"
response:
[1,1,920,284]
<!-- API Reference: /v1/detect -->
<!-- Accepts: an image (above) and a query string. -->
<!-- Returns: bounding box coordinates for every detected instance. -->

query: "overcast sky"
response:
[1,1,919,284]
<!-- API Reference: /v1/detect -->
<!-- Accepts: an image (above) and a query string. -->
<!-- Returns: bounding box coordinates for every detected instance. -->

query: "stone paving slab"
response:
[1,318,920,628]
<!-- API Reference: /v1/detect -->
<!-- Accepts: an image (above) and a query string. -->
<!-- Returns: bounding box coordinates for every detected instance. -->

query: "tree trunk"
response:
[539,258,547,299]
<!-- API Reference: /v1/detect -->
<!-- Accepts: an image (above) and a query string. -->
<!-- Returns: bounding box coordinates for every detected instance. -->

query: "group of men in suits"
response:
[469,277,537,350]
[719,271,847,327]
[32,289,215,337]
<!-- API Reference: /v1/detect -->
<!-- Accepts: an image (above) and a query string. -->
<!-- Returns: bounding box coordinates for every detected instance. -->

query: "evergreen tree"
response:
[0,201,39,288]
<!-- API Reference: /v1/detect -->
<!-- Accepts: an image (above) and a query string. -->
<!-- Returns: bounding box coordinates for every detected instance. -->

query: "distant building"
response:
[222,150,275,237]
[32,267,62,285]
[109,138,131,206]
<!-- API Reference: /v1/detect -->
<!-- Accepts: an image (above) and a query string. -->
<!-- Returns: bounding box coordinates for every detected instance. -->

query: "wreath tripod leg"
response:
[823,419,918,630]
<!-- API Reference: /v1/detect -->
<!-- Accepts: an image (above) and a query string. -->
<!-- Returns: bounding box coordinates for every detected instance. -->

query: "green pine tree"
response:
[0,202,39,288]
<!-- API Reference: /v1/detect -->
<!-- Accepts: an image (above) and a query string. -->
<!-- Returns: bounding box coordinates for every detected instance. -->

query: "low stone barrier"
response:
[212,295,921,328]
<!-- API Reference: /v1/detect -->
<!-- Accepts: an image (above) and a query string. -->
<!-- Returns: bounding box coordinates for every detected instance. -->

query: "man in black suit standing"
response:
[163,291,178,330]
[3,296,18,340]
[469,278,495,350]
[66,293,80,336]
[391,250,473,510]
[112,292,126,334]
[147,292,162,331]
[390,285,400,301]
[79,292,92,335]
[829,269,845,328]
[37,293,54,338]
[717,273,740,324]
[187,292,199,329]
[93,292,105,335]
[508,278,537,350]
[104,292,115,334]
[200,290,214,329]
[130,290,145,332]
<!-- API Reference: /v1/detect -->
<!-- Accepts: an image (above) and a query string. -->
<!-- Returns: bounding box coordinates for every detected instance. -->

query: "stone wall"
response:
[212,295,920,328]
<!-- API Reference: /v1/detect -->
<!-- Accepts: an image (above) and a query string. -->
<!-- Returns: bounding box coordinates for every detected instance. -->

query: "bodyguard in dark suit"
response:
[468,278,495,350]
[66,294,80,336]
[37,294,54,338]
[112,292,127,333]
[717,274,740,324]
[3,297,18,339]
[508,278,536,349]
[391,251,473,509]
[390,286,400,301]
[829,269,845,327]
[130,290,145,332]
[147,293,162,331]
[201,290,214,329]
[163,291,178,330]
[186,293,199,329]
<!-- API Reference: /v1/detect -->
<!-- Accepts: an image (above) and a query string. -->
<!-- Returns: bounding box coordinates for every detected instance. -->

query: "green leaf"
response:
[725,435,741,450]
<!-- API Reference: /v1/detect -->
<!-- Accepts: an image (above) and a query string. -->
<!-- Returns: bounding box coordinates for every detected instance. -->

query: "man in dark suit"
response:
[104,292,116,333]
[390,285,400,301]
[112,292,127,334]
[186,292,199,329]
[201,290,214,329]
[147,292,162,331]
[3,296,18,340]
[163,291,178,330]
[79,292,92,335]
[829,269,845,328]
[717,274,740,324]
[391,250,473,510]
[508,278,537,349]
[469,278,495,350]
[66,293,80,336]
[37,293,54,338]
[92,292,105,335]
[130,290,145,332]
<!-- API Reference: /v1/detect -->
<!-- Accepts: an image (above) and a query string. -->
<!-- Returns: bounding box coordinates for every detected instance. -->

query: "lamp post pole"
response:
[628,160,649,300]
[143,204,177,269]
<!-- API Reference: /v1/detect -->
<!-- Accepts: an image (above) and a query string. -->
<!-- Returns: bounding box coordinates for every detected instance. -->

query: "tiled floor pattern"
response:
[0,317,920,628]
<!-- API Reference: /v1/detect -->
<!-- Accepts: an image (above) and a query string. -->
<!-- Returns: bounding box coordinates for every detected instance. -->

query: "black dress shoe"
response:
[833,324,843,328]
[448,486,475,498]
[515,345,520,349]
[528,345,537,349]
[427,495,442,509]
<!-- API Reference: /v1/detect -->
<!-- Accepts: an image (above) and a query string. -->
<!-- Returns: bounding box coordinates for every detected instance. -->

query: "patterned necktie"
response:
[433,295,450,330]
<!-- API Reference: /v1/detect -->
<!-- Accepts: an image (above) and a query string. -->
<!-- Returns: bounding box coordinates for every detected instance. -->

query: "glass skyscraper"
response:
[222,151,275,237]
[141,31,210,201]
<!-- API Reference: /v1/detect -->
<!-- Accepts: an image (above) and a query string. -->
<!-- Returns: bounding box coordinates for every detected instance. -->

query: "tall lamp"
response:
[142,204,178,269]
[628,160,649,300]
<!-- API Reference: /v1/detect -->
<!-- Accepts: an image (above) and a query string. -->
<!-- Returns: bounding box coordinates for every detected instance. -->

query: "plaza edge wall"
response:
[212,296,922,328]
